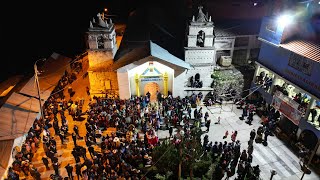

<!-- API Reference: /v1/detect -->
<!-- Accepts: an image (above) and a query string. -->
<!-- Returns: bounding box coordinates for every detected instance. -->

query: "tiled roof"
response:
[280,40,320,62]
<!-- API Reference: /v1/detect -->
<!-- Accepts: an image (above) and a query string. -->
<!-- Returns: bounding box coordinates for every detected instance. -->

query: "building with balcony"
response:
[251,2,320,157]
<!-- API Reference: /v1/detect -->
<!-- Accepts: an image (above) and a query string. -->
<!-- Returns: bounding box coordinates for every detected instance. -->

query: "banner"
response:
[272,91,302,125]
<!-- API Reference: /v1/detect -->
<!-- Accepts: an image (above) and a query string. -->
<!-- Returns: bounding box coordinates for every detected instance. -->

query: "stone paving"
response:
[18,58,320,180]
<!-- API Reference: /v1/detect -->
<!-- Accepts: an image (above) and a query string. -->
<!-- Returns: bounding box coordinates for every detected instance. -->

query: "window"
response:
[196,30,205,47]
[97,36,105,49]
[234,37,249,47]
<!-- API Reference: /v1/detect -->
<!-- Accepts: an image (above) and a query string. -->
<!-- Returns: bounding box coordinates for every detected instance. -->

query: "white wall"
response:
[173,69,188,98]
[189,26,214,36]
[185,67,214,88]
[117,71,131,100]
[185,49,215,65]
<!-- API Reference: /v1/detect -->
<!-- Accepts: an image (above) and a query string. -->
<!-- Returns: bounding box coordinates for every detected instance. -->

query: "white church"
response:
[86,7,225,101]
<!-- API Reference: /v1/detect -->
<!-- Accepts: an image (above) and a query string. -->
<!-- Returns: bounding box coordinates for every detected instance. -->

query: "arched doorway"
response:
[144,82,160,102]
[299,130,318,150]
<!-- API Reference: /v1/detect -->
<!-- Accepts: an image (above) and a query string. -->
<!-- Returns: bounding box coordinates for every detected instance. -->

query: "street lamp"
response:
[270,169,277,180]
[34,58,45,120]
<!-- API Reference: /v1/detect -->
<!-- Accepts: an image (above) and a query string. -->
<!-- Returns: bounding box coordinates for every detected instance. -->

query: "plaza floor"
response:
[20,58,320,180]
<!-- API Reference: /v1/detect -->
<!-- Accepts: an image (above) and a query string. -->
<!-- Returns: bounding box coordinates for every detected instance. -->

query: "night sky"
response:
[1,0,135,82]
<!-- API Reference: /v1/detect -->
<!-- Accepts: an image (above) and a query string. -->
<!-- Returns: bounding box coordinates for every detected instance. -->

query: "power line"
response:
[38,52,87,79]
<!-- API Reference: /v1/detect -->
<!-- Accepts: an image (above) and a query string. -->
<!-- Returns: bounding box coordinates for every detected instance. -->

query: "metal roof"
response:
[280,40,320,62]
[214,20,261,37]
[0,53,71,141]
[113,41,191,70]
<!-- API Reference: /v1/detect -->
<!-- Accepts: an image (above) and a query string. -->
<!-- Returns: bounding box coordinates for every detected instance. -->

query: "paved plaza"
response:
[20,59,319,180]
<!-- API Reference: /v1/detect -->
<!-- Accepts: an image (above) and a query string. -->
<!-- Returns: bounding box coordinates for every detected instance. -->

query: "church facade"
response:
[86,8,217,100]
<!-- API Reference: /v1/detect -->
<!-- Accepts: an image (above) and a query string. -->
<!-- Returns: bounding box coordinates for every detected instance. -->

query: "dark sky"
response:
[1,0,135,82]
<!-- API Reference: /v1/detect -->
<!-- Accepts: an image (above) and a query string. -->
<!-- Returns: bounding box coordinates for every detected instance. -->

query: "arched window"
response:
[97,36,105,49]
[196,30,205,47]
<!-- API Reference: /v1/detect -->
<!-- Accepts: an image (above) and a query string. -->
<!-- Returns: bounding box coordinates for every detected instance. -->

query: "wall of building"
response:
[185,49,215,65]
[117,71,130,99]
[258,42,320,99]
[185,67,214,88]
[189,26,214,36]
[88,51,114,68]
[88,71,118,96]
[127,61,174,97]
[173,69,187,98]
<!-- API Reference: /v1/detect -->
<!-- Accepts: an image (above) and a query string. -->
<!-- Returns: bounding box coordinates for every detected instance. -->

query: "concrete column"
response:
[135,74,140,97]
[163,72,168,96]
[252,64,260,84]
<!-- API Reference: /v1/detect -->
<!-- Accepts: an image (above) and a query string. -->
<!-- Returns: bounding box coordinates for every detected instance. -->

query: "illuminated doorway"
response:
[144,82,160,102]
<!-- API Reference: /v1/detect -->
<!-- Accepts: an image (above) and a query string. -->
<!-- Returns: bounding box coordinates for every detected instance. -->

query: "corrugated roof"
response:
[0,53,71,140]
[280,40,320,62]
[214,20,261,37]
[0,92,39,140]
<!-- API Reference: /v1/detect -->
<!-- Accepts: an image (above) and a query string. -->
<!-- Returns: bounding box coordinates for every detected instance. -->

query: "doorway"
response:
[144,82,160,102]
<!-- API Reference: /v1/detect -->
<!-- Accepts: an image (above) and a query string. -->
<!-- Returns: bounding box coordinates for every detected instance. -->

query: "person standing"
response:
[86,86,90,96]
[250,129,256,141]
[65,163,74,180]
[73,125,80,138]
[75,162,82,180]
[263,129,270,146]
[223,130,229,139]
[42,156,50,170]
[53,161,60,176]
[169,126,173,138]
[72,132,77,147]
[231,131,238,142]
[205,119,211,132]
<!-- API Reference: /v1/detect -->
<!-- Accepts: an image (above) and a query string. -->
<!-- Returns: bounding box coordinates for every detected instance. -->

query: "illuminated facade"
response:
[86,13,118,97]
[253,14,320,154]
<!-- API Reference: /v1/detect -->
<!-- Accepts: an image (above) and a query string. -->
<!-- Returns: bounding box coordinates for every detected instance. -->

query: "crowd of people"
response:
[203,130,260,180]
[4,58,281,180]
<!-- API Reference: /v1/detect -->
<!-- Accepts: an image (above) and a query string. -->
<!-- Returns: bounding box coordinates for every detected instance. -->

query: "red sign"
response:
[272,92,302,125]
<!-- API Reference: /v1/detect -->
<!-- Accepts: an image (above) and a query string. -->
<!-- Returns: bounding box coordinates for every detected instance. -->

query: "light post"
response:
[34,58,45,120]
[270,169,277,180]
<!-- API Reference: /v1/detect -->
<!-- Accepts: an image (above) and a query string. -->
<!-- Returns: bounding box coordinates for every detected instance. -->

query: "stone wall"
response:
[88,51,114,68]
[88,71,118,97]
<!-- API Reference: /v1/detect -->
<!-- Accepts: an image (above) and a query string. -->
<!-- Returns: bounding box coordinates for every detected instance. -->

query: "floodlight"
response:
[277,14,294,27]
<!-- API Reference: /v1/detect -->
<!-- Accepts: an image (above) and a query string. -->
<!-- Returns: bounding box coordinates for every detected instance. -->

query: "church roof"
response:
[114,2,187,64]
[112,41,191,70]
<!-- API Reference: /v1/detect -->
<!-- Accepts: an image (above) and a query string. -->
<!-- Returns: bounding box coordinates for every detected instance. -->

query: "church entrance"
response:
[144,82,160,102]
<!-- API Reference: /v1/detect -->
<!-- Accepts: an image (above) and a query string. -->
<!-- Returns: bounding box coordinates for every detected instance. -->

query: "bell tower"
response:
[184,6,216,88]
[86,13,118,97]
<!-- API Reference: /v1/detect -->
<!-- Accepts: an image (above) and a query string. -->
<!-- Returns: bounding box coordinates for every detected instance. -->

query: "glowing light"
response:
[253,2,258,6]
[277,14,294,27]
